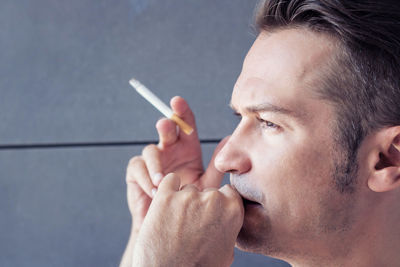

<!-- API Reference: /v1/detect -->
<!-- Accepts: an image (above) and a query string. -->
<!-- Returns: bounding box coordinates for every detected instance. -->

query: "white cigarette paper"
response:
[129,78,193,135]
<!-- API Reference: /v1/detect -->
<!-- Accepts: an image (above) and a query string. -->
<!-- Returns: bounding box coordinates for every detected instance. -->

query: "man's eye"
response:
[257,118,280,130]
[233,113,281,131]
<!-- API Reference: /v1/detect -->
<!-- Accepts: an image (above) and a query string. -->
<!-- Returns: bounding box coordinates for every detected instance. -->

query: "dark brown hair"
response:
[255,0,400,192]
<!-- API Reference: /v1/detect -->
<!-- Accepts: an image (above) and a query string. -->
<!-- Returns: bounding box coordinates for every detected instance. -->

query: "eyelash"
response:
[234,112,280,131]
[257,117,280,130]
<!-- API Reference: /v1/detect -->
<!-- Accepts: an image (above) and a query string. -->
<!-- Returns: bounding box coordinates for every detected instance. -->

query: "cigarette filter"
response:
[129,78,194,135]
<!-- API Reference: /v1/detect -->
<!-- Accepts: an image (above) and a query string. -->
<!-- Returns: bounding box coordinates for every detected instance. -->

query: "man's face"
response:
[215,28,358,257]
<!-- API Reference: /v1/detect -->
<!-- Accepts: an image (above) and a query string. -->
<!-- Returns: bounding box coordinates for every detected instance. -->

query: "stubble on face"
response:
[233,147,359,259]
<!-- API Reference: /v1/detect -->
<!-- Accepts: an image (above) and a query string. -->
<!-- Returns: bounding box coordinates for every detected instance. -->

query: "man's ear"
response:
[368,126,400,192]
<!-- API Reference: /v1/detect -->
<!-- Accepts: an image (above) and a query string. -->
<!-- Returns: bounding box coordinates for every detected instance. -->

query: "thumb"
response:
[157,173,181,193]
[198,136,230,189]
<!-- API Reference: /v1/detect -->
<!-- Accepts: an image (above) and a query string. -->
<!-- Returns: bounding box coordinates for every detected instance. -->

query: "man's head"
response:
[215,0,400,264]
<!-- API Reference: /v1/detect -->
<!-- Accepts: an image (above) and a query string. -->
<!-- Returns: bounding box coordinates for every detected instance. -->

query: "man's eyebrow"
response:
[229,101,307,121]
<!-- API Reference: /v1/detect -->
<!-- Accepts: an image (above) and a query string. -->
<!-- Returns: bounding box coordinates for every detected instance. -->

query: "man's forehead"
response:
[241,28,338,89]
[231,28,338,117]
[231,77,291,108]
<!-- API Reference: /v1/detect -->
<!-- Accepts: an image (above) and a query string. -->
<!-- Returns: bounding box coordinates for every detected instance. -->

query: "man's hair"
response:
[255,0,400,192]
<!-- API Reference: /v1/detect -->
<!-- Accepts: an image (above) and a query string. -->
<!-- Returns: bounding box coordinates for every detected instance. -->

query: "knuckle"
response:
[126,158,144,176]
[178,191,199,209]
[181,189,197,202]
[126,157,143,183]
[202,190,222,212]
[181,184,198,191]
[156,191,171,203]
[205,189,220,201]
[142,144,157,156]
[128,156,142,168]
[164,172,178,181]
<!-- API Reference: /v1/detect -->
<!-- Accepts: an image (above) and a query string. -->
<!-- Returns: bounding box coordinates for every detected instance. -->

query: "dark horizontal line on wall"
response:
[0,139,222,150]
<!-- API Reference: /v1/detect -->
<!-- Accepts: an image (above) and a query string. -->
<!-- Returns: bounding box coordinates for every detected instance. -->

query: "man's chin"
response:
[235,202,273,254]
[235,227,268,254]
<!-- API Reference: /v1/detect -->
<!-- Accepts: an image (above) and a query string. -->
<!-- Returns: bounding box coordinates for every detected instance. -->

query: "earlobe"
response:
[368,167,400,192]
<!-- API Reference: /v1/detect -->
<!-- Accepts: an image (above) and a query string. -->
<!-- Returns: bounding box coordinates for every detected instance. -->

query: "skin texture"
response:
[132,174,244,267]
[121,28,400,267]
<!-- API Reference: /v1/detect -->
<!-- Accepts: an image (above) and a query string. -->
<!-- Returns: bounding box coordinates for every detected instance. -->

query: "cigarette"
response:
[129,78,194,135]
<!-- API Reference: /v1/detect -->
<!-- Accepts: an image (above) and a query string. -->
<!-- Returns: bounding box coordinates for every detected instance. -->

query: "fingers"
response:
[170,96,199,142]
[219,184,244,220]
[127,181,151,231]
[156,96,200,148]
[142,144,163,186]
[158,173,181,193]
[156,118,178,148]
[127,156,156,198]
[219,184,240,200]
[156,96,198,149]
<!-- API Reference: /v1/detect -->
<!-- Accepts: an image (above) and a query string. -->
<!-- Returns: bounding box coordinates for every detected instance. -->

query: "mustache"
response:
[230,173,263,204]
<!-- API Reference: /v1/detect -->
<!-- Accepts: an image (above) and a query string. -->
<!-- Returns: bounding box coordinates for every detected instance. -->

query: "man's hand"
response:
[132,173,244,267]
[126,96,227,220]
[120,96,228,267]
[127,96,226,197]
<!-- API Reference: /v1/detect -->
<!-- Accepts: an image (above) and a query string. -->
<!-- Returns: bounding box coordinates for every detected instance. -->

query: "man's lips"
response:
[231,182,262,206]
[230,174,263,206]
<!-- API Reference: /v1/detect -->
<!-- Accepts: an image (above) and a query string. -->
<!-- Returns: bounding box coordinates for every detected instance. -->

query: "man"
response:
[121,0,400,266]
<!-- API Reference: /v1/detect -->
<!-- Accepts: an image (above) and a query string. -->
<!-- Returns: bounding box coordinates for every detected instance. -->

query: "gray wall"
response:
[0,0,290,266]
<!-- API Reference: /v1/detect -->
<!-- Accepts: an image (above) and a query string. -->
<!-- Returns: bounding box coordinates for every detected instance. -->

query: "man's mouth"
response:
[241,196,261,206]
[230,176,262,207]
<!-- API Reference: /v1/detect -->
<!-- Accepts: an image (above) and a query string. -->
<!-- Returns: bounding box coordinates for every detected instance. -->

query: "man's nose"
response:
[214,133,251,175]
